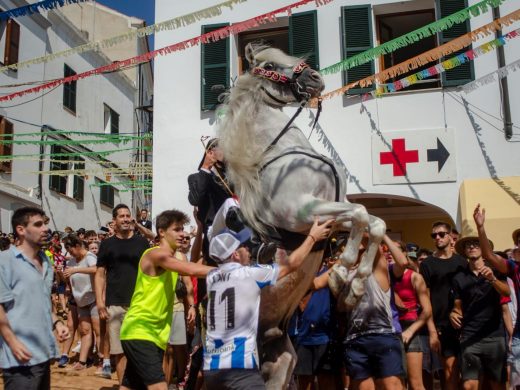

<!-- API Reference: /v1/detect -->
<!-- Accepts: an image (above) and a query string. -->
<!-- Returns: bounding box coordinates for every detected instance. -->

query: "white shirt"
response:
[68,252,97,307]
[203,262,279,371]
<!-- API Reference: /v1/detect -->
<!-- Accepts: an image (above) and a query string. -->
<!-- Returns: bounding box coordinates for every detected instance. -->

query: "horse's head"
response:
[245,43,324,106]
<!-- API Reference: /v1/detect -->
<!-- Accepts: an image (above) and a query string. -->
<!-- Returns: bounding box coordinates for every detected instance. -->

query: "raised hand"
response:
[473,203,486,228]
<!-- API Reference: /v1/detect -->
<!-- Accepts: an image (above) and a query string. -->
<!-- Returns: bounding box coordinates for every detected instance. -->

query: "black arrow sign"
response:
[427,138,450,172]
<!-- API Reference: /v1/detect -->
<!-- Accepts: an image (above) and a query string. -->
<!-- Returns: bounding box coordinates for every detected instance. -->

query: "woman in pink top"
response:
[389,241,432,390]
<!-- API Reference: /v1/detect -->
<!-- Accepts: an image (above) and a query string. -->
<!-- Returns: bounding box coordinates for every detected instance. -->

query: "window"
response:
[98,179,115,208]
[238,28,289,73]
[104,104,120,134]
[49,145,84,201]
[0,116,13,172]
[63,64,77,113]
[0,15,20,67]
[376,6,440,90]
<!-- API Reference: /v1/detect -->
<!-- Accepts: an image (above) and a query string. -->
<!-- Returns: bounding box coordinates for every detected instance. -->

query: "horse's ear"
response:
[245,43,257,67]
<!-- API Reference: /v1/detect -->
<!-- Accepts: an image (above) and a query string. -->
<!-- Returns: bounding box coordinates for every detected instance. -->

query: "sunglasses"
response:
[430,231,448,239]
[464,241,480,249]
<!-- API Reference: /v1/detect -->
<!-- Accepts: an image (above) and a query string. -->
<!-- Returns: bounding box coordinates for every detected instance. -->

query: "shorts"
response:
[121,339,165,388]
[401,321,423,353]
[438,327,460,358]
[511,336,520,387]
[344,333,405,380]
[57,282,66,295]
[461,336,506,382]
[168,310,187,345]
[204,368,265,390]
[294,343,328,376]
[2,360,50,390]
[107,305,128,355]
[77,301,98,318]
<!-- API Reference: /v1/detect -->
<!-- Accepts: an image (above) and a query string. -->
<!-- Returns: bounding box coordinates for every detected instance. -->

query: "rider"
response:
[203,217,333,389]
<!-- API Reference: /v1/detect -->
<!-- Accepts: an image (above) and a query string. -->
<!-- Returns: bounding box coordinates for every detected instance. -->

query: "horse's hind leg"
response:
[297,197,369,270]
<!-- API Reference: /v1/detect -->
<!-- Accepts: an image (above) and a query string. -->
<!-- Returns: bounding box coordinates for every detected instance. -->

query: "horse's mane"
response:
[218,45,304,233]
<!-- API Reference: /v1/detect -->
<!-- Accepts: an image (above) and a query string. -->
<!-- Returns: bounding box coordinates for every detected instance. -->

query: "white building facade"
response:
[0,0,152,233]
[153,0,520,249]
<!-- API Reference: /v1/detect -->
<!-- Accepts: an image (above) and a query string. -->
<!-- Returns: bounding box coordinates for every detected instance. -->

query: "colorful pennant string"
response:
[0,129,151,139]
[462,58,520,93]
[0,0,332,75]
[0,0,251,72]
[0,146,150,161]
[89,179,151,188]
[312,9,520,104]
[374,29,519,96]
[319,0,506,76]
[0,137,148,146]
[0,0,88,21]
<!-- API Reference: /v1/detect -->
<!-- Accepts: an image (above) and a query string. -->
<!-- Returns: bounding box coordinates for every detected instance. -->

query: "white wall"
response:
[153,0,520,224]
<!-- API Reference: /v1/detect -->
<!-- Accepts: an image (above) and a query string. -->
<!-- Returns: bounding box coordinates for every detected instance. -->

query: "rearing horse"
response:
[218,44,386,389]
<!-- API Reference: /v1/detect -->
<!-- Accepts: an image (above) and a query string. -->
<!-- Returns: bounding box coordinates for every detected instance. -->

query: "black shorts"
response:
[438,328,461,358]
[2,360,50,390]
[204,369,265,390]
[461,336,506,382]
[294,343,328,376]
[121,339,165,389]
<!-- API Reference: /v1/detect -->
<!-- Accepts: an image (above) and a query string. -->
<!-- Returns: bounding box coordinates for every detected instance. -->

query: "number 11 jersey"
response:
[203,262,279,371]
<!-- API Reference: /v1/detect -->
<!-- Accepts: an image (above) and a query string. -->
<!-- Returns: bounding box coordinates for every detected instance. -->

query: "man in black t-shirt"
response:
[95,204,150,385]
[450,235,510,389]
[419,221,467,390]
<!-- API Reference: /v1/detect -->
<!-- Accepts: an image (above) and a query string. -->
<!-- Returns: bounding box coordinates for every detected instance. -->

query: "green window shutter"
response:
[63,64,77,112]
[73,175,84,202]
[49,145,66,193]
[111,109,119,134]
[201,23,230,111]
[289,10,319,70]
[438,0,474,86]
[342,5,374,95]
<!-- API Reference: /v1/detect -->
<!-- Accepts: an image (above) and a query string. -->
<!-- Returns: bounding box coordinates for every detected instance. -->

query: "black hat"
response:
[197,138,219,170]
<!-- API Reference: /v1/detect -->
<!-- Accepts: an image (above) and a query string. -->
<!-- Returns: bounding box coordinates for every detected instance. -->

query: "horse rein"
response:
[252,60,323,153]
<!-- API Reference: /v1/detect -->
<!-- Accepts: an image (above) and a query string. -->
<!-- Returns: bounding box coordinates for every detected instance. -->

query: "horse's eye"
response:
[263,62,274,70]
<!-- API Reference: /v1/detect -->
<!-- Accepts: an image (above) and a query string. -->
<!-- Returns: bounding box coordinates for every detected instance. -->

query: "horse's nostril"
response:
[309,71,321,81]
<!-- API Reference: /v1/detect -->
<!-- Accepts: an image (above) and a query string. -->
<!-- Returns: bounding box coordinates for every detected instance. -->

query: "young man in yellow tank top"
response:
[119,209,214,390]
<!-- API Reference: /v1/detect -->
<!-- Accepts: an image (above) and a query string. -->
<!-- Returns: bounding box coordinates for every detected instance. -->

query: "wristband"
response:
[308,234,316,243]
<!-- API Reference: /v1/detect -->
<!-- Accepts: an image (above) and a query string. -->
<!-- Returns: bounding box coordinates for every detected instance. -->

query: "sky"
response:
[97,1,155,49]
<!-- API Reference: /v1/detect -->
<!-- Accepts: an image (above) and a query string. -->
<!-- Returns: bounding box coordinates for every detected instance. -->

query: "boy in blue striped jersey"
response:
[203,217,333,389]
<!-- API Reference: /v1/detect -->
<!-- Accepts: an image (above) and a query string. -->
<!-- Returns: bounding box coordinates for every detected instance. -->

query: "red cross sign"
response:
[379,138,419,176]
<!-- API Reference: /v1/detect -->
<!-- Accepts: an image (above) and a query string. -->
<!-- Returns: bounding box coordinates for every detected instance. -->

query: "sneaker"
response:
[95,365,112,379]
[71,341,81,353]
[57,355,69,368]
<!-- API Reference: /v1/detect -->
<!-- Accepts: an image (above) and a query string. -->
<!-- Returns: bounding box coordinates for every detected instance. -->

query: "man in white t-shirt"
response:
[203,217,333,389]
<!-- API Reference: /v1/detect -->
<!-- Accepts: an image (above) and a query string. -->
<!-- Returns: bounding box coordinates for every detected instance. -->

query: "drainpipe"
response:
[492,7,513,140]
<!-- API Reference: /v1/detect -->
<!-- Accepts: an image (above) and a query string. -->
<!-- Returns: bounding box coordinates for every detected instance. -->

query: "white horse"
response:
[218,44,386,388]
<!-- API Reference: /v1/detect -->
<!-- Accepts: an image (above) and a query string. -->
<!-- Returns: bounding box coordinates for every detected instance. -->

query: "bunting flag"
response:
[313,9,520,103]
[0,0,88,21]
[32,166,152,176]
[0,136,149,146]
[0,0,250,72]
[320,0,506,76]
[0,0,332,74]
[89,179,152,188]
[462,58,520,93]
[0,146,150,161]
[374,29,519,96]
[0,129,151,139]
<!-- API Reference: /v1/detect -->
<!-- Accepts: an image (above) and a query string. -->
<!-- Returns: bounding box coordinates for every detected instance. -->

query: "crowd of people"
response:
[0,138,519,390]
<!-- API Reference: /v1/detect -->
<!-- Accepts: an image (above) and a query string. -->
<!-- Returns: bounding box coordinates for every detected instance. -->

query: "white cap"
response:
[209,227,252,263]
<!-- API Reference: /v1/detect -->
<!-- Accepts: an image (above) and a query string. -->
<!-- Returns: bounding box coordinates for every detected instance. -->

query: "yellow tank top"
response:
[120,247,178,350]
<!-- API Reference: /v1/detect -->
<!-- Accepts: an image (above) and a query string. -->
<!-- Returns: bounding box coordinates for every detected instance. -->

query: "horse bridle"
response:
[252,61,311,104]
[252,61,322,151]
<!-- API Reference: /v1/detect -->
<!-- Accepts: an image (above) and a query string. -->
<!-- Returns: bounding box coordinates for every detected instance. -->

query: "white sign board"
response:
[372,128,457,185]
